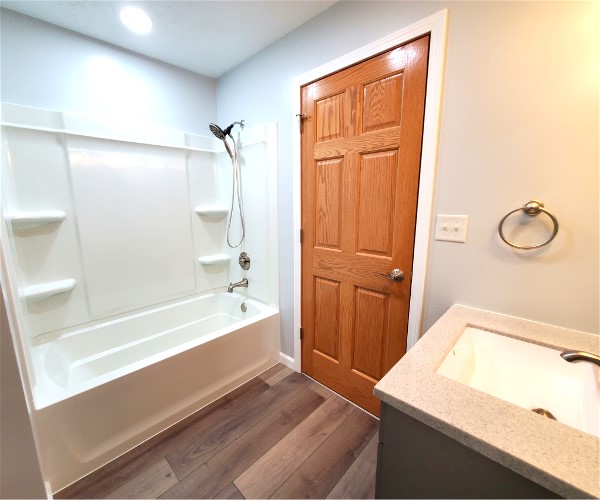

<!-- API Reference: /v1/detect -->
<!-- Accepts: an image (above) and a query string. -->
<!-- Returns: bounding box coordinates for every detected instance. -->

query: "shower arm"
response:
[228,120,245,136]
[222,120,245,139]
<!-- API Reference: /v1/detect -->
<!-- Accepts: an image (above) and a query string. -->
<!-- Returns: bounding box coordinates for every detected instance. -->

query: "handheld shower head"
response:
[209,121,244,160]
[209,120,245,140]
[209,122,234,159]
[209,123,227,140]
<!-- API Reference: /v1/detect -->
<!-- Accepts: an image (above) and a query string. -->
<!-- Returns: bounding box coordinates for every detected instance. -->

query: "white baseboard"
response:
[279,352,296,371]
[45,481,54,499]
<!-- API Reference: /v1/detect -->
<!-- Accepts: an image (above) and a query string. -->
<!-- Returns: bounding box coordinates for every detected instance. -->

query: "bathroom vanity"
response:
[374,305,599,499]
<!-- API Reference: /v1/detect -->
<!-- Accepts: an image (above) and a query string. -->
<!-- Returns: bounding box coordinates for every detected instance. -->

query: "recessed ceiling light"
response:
[119,6,153,34]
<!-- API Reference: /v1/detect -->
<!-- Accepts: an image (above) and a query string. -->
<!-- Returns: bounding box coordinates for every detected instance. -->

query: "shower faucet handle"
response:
[239,252,251,270]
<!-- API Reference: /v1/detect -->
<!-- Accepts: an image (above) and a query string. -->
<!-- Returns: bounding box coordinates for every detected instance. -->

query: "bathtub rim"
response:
[31,292,278,410]
[31,288,273,345]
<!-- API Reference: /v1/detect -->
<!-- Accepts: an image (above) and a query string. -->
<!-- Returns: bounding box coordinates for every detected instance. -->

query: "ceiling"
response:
[1,1,337,78]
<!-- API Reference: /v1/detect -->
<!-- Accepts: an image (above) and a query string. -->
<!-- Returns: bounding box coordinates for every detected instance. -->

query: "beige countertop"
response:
[374,305,599,498]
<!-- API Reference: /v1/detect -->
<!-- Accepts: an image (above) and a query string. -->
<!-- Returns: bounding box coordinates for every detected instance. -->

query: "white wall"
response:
[1,9,216,134]
[217,0,599,357]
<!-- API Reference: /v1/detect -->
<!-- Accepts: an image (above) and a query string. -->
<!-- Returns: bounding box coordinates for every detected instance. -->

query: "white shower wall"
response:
[2,104,278,345]
[68,139,197,318]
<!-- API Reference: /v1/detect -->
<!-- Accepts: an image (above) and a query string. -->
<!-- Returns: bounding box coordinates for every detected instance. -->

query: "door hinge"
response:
[296,113,307,132]
[300,327,304,340]
[300,229,304,244]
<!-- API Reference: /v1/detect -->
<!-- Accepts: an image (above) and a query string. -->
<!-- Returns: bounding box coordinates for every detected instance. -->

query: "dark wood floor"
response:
[56,364,380,499]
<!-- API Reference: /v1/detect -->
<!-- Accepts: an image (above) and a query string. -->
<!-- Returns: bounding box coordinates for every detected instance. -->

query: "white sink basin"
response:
[437,327,600,437]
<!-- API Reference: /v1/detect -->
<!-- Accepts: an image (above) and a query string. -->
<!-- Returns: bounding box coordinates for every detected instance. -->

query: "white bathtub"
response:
[30,292,280,492]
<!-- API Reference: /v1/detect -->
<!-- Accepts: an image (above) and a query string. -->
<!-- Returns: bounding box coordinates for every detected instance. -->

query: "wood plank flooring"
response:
[56,364,380,499]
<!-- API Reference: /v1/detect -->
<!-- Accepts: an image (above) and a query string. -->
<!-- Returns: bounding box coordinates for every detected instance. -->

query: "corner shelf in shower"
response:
[194,206,229,218]
[6,210,66,229]
[198,254,231,266]
[20,279,76,302]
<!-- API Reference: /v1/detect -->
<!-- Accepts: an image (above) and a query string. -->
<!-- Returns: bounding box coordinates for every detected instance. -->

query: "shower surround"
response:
[0,103,280,491]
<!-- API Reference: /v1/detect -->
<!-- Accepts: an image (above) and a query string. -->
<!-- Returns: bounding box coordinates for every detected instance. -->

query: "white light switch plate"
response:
[435,215,468,243]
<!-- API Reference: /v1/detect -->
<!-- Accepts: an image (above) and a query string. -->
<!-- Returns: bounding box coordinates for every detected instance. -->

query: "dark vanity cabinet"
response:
[375,402,561,499]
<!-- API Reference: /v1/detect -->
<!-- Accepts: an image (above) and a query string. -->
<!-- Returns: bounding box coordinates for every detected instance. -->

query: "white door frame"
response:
[290,10,448,372]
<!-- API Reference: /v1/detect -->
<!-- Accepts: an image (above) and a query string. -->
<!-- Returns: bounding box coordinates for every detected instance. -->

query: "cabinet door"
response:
[376,403,560,499]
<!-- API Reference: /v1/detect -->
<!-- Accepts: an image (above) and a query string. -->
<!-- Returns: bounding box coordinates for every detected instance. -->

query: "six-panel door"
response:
[301,35,430,415]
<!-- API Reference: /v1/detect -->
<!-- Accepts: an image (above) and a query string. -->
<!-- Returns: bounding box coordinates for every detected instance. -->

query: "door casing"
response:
[290,9,448,371]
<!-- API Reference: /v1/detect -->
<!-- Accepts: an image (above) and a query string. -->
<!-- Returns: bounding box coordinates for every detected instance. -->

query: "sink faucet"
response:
[560,350,600,367]
[227,278,248,293]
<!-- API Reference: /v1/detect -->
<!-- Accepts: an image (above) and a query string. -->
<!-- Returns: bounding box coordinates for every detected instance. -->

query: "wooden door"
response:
[301,35,430,415]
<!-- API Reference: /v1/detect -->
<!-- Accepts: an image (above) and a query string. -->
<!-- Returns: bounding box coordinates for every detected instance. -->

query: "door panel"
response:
[315,158,343,250]
[352,286,389,380]
[302,35,430,416]
[362,73,404,132]
[313,277,341,360]
[357,150,398,257]
[315,93,345,142]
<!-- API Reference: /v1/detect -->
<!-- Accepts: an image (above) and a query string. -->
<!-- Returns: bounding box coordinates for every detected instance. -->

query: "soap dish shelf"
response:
[20,279,76,302]
[194,206,229,218]
[7,210,66,229]
[198,254,231,266]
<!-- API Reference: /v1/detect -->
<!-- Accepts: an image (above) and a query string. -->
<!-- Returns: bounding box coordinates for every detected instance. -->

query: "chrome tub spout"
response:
[560,350,600,367]
[228,278,248,293]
